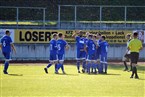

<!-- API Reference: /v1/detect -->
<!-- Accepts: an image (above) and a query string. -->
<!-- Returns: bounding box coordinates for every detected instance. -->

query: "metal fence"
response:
[58,5,145,30]
[0,5,145,29]
[0,6,46,29]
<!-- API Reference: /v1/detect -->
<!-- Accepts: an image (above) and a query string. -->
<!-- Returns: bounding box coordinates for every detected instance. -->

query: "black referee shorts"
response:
[130,52,139,64]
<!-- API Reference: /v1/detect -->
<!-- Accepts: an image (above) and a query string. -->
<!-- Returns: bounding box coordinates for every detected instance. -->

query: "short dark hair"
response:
[98,33,101,36]
[5,30,10,34]
[126,34,131,37]
[93,35,97,38]
[79,30,83,33]
[58,33,63,37]
[88,34,93,38]
[79,31,84,35]
[102,36,106,40]
[133,32,138,37]
[53,33,57,38]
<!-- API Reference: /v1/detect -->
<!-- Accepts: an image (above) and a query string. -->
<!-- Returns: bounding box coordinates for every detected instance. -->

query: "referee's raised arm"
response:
[128,32,143,79]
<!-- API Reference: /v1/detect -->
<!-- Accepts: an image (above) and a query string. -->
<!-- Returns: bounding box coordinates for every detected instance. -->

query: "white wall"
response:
[0,44,144,61]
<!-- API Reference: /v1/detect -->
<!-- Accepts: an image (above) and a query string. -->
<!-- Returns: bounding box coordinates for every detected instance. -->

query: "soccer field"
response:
[0,64,145,97]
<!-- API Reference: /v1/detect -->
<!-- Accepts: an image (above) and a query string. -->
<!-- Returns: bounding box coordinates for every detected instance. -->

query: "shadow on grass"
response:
[138,71,145,74]
[57,73,79,76]
[8,74,23,76]
[79,73,121,76]
[109,64,145,71]
[105,73,121,76]
[139,78,145,81]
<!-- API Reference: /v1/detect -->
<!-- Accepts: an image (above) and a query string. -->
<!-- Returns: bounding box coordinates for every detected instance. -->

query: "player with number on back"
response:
[86,34,97,74]
[0,30,16,74]
[56,33,69,74]
[91,34,99,74]
[72,30,86,73]
[99,36,109,74]
[82,32,90,73]
[44,33,58,74]
[96,33,102,73]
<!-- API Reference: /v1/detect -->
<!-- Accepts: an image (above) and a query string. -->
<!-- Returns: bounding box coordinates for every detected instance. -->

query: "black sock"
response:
[91,68,93,72]
[134,67,138,77]
[131,67,135,77]
[130,64,132,70]
[124,61,128,69]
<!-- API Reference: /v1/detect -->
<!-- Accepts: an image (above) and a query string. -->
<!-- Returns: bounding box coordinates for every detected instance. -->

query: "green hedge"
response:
[0,0,145,21]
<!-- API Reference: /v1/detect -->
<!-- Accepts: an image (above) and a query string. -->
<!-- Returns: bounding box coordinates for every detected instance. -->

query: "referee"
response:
[128,32,143,79]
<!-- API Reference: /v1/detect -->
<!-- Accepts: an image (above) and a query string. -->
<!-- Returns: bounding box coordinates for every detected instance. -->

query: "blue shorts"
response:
[100,54,107,64]
[87,53,96,61]
[3,52,11,60]
[76,51,86,60]
[49,53,58,62]
[58,54,65,61]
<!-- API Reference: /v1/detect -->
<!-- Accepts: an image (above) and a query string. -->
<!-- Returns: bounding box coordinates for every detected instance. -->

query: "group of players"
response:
[44,30,109,74]
[0,30,143,79]
[0,30,109,75]
[44,33,69,74]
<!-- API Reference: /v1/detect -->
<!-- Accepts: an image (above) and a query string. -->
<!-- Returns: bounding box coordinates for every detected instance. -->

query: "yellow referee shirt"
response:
[128,39,143,53]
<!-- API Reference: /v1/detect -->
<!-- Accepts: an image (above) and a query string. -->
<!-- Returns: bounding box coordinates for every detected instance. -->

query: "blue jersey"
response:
[75,36,86,51]
[84,38,89,44]
[84,38,89,53]
[49,39,58,54]
[99,41,109,56]
[57,39,67,55]
[1,35,12,53]
[86,39,96,55]
[97,39,102,53]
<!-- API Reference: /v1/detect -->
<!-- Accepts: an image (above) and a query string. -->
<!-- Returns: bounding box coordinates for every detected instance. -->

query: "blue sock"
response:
[46,63,52,68]
[105,63,108,72]
[4,61,9,72]
[82,60,86,70]
[93,63,97,73]
[55,64,58,71]
[91,63,94,72]
[61,64,64,71]
[87,63,91,73]
[94,64,97,70]
[86,63,88,73]
[100,63,103,73]
[96,64,98,70]
[97,64,100,72]
[56,64,60,70]
[77,61,80,71]
[56,63,64,72]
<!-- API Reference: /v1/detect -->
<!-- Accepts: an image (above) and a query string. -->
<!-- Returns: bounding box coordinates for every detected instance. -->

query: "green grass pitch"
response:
[0,64,145,97]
